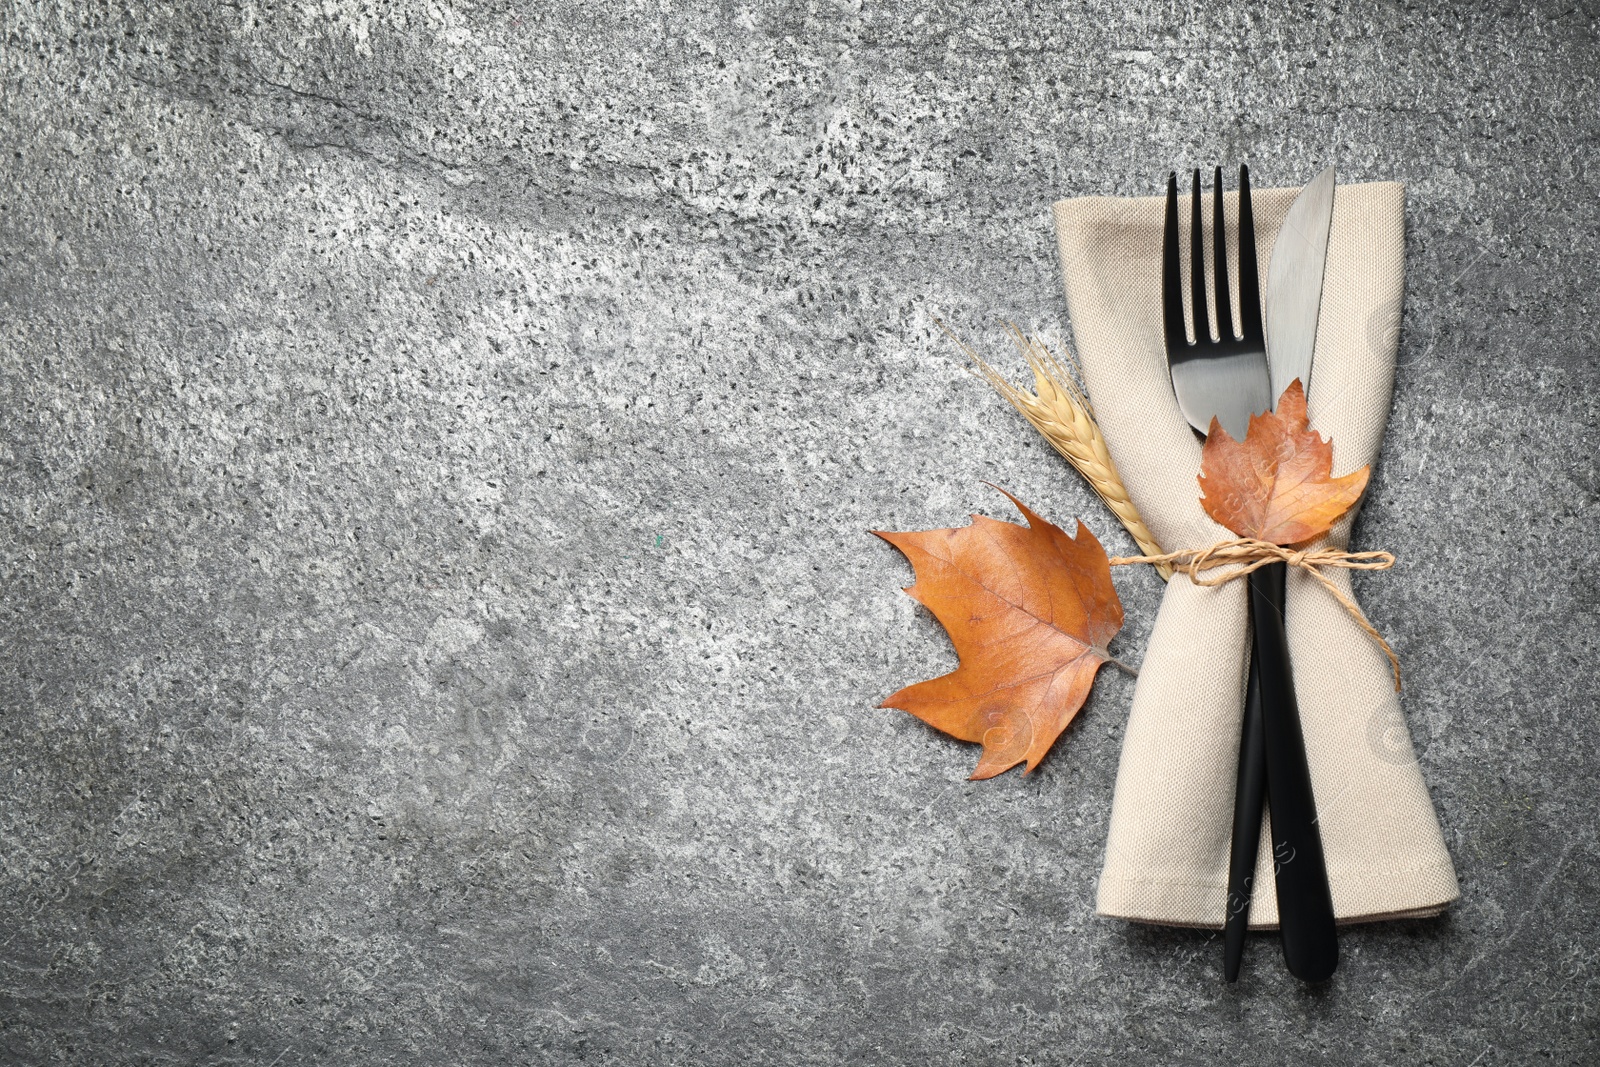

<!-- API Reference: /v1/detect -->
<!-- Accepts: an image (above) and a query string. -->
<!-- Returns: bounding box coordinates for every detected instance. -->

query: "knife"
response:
[1221,166,1339,982]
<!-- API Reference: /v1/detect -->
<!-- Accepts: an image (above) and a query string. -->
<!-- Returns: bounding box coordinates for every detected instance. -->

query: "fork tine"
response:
[1163,172,1185,349]
[1189,169,1210,344]
[1237,163,1263,343]
[1213,165,1234,342]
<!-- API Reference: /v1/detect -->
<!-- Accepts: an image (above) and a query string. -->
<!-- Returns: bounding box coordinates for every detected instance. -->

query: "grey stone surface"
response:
[2,2,1597,1063]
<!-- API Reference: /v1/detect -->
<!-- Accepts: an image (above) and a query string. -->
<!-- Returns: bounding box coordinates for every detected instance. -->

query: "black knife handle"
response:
[1222,650,1266,981]
[1249,560,1338,982]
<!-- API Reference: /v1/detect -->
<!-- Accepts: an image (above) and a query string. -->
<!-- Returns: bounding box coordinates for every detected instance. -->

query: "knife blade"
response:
[1266,165,1336,401]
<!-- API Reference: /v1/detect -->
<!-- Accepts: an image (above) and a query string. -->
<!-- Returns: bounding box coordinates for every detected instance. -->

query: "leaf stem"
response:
[1108,656,1139,678]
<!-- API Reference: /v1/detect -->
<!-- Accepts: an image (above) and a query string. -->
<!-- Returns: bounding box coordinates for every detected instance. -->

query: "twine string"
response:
[1109,538,1402,691]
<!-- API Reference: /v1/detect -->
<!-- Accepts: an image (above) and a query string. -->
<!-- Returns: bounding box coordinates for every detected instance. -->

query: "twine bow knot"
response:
[1110,539,1402,690]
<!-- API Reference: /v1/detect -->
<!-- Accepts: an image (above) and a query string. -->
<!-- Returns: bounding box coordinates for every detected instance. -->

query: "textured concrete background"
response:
[2,2,1597,1064]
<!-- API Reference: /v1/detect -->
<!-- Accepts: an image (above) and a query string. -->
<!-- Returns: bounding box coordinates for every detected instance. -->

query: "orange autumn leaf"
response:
[1198,379,1370,546]
[874,487,1124,780]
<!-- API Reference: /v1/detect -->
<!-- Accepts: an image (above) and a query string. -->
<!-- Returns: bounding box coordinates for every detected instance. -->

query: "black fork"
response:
[1162,166,1338,984]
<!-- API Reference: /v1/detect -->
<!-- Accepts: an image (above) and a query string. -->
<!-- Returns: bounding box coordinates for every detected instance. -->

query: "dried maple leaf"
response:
[874,487,1124,780]
[1198,380,1370,545]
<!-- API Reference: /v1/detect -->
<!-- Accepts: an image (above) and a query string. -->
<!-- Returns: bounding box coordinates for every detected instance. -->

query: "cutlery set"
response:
[1161,163,1341,983]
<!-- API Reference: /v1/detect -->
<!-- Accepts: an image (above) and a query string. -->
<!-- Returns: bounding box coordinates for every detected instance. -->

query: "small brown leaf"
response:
[874,488,1124,779]
[1198,380,1369,545]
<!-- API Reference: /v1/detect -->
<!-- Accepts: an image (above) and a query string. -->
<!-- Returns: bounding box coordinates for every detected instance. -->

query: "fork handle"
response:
[1222,650,1266,981]
[1249,561,1338,982]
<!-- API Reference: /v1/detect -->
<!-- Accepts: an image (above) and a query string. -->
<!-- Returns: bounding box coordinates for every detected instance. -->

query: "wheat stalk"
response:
[939,320,1172,581]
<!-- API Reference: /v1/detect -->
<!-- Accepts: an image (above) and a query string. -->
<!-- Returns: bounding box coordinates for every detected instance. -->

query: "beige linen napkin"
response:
[1052,181,1459,929]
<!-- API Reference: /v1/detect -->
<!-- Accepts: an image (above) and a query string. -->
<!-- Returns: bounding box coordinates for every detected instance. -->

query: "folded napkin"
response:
[1052,181,1459,928]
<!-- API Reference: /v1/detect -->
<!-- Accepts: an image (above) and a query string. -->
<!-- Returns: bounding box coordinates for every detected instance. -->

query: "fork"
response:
[1163,165,1338,983]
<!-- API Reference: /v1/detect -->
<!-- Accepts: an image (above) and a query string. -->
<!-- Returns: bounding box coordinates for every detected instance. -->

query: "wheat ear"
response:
[939,320,1172,581]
